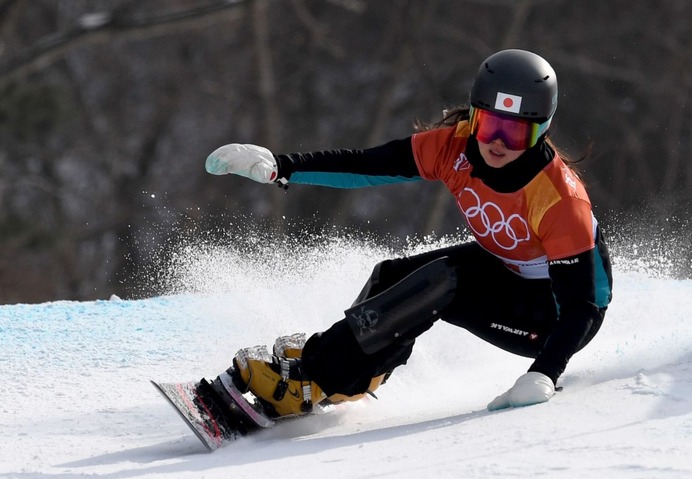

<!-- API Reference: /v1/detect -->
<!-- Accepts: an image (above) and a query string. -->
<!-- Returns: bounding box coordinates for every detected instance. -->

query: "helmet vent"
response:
[484,62,494,74]
[535,75,550,83]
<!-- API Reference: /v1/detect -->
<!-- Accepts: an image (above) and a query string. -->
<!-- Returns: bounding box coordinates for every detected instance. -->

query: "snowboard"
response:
[152,370,275,452]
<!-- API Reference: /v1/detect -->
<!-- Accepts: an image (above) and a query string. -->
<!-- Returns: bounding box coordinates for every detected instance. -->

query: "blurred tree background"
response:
[0,0,690,303]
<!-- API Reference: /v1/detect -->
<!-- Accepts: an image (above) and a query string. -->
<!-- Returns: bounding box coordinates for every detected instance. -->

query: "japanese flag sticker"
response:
[495,92,522,113]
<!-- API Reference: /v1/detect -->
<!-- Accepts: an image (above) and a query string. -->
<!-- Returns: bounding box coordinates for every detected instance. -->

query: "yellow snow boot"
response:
[272,333,387,403]
[233,344,326,417]
[234,333,389,416]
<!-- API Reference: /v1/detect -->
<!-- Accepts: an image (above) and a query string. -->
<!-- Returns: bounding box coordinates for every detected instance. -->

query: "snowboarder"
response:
[204,49,613,418]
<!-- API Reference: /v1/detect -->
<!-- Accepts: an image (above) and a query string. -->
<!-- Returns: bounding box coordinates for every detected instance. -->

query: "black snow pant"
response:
[301,242,605,397]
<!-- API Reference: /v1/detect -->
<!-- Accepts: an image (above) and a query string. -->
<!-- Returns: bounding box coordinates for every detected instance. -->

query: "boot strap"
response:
[272,356,314,413]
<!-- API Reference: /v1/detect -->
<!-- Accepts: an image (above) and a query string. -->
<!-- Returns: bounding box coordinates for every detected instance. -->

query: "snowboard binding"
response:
[153,333,385,451]
[232,334,329,417]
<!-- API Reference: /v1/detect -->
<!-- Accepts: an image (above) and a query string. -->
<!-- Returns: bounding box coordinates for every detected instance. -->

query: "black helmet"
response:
[470,49,558,122]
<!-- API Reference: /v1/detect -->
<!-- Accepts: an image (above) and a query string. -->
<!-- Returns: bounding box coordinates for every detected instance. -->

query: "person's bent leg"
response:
[234,253,459,417]
[303,256,457,398]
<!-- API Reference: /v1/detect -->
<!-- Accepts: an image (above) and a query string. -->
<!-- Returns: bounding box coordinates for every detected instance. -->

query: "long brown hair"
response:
[414,105,470,132]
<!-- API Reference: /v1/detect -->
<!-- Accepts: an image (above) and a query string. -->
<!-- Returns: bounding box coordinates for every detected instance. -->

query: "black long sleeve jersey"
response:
[274,131,612,383]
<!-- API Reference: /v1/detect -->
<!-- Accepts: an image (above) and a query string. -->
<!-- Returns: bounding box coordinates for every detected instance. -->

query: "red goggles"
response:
[469,106,551,151]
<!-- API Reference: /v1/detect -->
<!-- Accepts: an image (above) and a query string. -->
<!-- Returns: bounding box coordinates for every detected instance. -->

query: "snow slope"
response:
[1,233,691,478]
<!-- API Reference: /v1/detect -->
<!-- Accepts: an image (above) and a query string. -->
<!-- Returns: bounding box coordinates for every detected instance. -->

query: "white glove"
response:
[487,372,555,411]
[205,143,279,184]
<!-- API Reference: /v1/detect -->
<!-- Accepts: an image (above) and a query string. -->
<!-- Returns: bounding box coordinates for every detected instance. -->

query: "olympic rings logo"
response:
[457,188,530,250]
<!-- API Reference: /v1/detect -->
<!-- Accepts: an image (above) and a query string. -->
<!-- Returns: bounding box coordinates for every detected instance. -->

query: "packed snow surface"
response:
[1,232,691,478]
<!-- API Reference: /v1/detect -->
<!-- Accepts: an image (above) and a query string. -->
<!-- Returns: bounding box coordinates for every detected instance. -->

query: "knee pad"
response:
[345,256,457,354]
[351,261,386,306]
